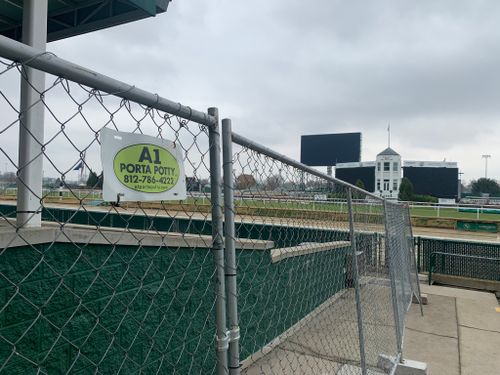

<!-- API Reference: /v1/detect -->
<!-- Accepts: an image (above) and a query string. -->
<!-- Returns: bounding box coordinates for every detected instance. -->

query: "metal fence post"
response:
[384,200,403,361]
[208,107,229,375]
[16,0,48,228]
[347,188,367,375]
[428,253,434,285]
[406,206,423,316]
[222,118,241,375]
[417,236,421,273]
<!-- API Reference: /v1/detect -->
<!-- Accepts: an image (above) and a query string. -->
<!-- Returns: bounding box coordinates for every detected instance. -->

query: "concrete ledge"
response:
[431,274,500,293]
[270,240,350,263]
[0,220,275,250]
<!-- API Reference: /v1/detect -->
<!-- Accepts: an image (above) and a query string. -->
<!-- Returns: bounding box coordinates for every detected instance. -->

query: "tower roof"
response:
[377,147,399,156]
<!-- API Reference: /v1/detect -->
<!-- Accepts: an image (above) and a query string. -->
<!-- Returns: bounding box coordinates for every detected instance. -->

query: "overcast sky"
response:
[5,0,500,182]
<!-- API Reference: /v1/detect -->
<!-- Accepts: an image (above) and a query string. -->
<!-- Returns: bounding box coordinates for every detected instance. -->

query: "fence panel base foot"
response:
[395,359,428,375]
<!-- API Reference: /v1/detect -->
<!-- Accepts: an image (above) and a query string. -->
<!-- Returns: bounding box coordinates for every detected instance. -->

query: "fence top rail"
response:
[231,130,385,202]
[0,35,216,128]
[417,235,500,246]
[431,251,500,262]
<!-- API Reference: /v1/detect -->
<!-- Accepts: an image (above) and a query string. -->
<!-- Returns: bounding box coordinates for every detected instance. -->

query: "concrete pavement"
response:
[242,282,500,374]
[405,284,500,375]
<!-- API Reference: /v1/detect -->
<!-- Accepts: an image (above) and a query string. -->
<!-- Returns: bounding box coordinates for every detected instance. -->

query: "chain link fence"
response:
[416,237,500,284]
[0,38,228,375]
[223,129,422,374]
[0,36,421,374]
[383,202,422,362]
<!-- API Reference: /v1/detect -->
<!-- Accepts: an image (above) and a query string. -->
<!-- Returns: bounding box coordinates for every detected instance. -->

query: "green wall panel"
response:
[0,204,361,373]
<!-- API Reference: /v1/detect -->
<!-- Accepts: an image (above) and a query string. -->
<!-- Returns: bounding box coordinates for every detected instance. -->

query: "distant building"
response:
[403,161,458,199]
[336,146,458,200]
[335,161,376,192]
[375,147,402,199]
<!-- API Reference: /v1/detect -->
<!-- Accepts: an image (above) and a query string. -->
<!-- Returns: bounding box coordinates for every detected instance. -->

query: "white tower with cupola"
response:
[375,147,401,199]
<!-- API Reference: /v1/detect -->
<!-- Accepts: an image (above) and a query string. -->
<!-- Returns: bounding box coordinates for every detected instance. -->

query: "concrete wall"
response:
[0,204,358,373]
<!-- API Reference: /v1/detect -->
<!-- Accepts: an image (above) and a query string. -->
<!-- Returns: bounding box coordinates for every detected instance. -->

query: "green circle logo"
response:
[113,143,180,193]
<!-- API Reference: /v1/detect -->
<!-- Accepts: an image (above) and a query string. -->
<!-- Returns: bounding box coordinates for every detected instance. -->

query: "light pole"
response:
[458,171,464,200]
[481,154,491,178]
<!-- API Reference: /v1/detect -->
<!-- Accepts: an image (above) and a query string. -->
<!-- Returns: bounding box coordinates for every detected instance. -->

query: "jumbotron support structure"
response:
[482,154,491,179]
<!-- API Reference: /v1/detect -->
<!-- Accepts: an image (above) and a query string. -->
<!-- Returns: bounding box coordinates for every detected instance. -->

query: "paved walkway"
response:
[242,282,500,374]
[405,283,500,375]
[241,282,396,375]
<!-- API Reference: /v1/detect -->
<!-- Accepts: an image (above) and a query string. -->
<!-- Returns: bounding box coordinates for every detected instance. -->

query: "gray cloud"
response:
[2,0,499,181]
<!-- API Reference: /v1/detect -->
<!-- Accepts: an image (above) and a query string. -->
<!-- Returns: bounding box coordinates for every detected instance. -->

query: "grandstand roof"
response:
[0,0,170,42]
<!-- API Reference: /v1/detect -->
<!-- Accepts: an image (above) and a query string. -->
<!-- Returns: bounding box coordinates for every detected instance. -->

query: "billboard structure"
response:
[335,162,376,192]
[300,133,361,167]
[403,161,458,199]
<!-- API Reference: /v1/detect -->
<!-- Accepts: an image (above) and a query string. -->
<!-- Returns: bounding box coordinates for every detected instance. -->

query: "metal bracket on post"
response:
[208,107,229,375]
[406,205,424,317]
[347,188,367,375]
[228,326,240,343]
[222,118,241,375]
[216,331,230,352]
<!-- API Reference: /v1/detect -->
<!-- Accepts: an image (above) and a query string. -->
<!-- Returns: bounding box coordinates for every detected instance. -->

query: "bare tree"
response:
[235,174,257,190]
[264,175,281,190]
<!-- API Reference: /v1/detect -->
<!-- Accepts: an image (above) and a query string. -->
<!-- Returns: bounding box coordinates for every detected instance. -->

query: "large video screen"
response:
[403,167,458,198]
[335,166,375,192]
[300,133,361,166]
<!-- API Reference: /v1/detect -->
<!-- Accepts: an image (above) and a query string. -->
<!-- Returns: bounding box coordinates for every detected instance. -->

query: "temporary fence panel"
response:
[223,129,421,375]
[383,202,421,359]
[349,195,400,372]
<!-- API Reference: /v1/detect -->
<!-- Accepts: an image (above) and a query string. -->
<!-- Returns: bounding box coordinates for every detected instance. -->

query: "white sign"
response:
[314,194,328,201]
[404,160,458,168]
[100,128,186,202]
[336,161,377,169]
[438,198,456,205]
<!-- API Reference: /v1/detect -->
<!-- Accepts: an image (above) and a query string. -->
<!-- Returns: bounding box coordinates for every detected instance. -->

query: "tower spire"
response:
[387,123,391,148]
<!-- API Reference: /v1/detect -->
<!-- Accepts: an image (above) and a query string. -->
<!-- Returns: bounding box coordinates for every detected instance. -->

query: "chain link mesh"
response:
[226,141,420,374]
[0,57,221,374]
[349,197,399,372]
[418,236,500,282]
[229,146,360,374]
[0,42,421,374]
[383,202,419,356]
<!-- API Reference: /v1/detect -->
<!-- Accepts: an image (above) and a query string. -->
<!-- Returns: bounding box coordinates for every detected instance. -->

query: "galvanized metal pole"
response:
[221,118,241,375]
[0,35,216,128]
[384,201,404,360]
[406,205,424,316]
[347,188,367,375]
[16,0,48,228]
[208,108,229,374]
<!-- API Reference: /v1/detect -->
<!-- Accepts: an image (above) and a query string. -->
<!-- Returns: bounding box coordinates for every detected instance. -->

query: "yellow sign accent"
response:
[495,307,500,313]
[113,143,180,193]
